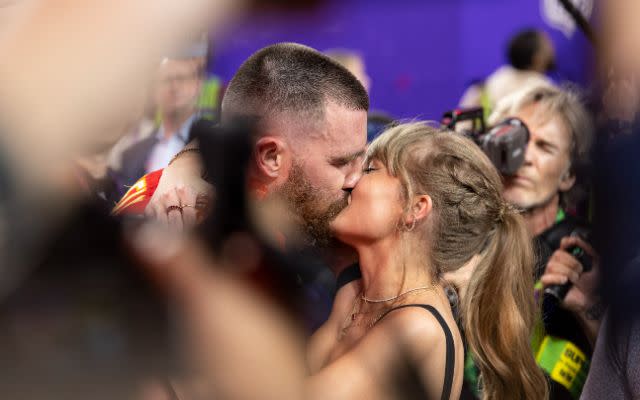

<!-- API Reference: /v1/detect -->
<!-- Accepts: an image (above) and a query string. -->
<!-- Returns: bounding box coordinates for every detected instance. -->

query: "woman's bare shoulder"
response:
[373,304,452,356]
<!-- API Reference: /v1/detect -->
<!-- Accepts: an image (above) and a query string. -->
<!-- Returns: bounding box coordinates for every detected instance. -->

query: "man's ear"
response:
[558,166,576,193]
[254,136,287,180]
[405,194,433,225]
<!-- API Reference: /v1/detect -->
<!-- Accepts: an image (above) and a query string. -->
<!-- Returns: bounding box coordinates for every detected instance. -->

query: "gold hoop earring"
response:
[405,215,417,232]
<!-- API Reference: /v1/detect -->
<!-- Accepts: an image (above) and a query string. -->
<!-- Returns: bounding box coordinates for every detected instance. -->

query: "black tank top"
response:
[378,304,456,400]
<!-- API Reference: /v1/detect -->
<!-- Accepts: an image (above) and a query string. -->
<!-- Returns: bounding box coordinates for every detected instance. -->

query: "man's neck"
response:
[320,240,358,277]
[523,194,560,237]
[162,110,194,140]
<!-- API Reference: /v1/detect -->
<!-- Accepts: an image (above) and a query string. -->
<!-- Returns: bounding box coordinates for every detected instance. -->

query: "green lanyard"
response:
[556,208,566,224]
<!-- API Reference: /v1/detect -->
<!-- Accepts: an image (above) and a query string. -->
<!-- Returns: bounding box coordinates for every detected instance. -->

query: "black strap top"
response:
[378,304,455,400]
[335,263,362,292]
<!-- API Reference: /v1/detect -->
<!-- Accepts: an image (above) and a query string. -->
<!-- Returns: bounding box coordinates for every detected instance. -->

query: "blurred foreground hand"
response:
[130,225,305,400]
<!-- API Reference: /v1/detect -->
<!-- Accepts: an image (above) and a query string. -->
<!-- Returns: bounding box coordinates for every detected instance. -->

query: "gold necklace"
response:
[361,283,438,303]
[338,284,439,340]
[339,295,387,339]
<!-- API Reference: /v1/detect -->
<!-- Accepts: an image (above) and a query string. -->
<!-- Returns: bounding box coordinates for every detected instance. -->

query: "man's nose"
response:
[522,141,535,166]
[343,168,363,192]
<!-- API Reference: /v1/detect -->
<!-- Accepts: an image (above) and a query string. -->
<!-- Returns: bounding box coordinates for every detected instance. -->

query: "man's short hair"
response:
[221,43,369,123]
[489,84,595,207]
[507,29,544,71]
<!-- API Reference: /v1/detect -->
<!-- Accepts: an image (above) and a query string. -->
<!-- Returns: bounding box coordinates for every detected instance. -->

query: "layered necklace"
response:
[339,283,438,339]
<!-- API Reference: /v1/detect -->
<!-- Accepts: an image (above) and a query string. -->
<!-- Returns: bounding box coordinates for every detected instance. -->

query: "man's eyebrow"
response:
[535,138,559,151]
[329,149,366,165]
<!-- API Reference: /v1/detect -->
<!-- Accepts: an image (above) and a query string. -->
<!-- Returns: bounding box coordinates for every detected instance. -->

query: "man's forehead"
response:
[265,101,367,158]
[517,104,571,147]
[321,102,367,148]
[157,58,198,74]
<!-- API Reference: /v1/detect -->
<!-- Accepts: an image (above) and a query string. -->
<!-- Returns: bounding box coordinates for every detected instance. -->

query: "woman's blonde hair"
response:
[367,122,548,400]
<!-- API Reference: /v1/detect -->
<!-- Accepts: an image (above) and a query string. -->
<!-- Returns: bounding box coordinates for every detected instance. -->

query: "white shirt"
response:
[145,115,196,173]
[459,65,553,110]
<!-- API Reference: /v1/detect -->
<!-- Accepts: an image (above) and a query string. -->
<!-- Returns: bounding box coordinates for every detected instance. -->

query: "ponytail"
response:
[367,123,549,399]
[462,208,548,400]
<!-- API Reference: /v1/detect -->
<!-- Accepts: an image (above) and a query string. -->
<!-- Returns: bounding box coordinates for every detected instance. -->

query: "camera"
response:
[442,107,530,176]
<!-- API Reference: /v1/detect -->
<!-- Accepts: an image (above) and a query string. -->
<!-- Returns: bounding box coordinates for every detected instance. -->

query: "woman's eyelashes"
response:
[362,167,378,174]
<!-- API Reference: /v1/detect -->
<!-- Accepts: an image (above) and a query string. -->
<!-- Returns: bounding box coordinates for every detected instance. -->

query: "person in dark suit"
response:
[115,48,205,191]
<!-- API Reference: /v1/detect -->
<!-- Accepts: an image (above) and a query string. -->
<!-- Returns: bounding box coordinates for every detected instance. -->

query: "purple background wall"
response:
[211,0,594,120]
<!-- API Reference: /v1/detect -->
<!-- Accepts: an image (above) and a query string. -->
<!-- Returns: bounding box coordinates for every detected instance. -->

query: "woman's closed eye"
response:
[363,167,378,174]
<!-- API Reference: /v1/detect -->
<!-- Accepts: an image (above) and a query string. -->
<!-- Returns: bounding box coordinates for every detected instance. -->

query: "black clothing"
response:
[378,304,456,400]
[535,215,593,400]
[335,263,362,292]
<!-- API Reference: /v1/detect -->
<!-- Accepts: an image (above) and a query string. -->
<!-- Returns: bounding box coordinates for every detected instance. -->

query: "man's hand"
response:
[541,236,600,313]
[145,150,213,231]
[541,236,602,343]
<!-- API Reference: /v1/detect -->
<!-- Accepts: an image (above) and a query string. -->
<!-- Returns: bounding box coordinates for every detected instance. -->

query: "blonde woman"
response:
[307,123,548,400]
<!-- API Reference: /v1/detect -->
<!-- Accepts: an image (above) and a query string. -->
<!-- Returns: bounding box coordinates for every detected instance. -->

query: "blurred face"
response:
[154,59,202,118]
[331,159,404,245]
[503,103,574,210]
[279,102,367,244]
[345,57,371,93]
[535,33,556,73]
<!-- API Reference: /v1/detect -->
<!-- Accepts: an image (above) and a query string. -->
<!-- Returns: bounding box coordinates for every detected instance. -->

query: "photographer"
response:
[488,84,597,400]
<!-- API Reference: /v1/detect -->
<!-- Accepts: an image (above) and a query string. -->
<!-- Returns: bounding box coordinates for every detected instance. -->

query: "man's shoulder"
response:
[119,133,158,169]
[122,132,158,155]
[537,214,590,246]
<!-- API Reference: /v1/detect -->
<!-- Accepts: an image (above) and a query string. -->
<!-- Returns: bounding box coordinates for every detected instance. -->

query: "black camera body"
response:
[442,107,530,176]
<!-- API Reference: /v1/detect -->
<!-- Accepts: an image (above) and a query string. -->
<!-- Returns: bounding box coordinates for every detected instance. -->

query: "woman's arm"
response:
[307,340,386,400]
[307,279,362,374]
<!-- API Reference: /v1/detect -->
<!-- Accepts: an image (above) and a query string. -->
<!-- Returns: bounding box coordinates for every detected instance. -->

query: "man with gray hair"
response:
[487,84,598,400]
[489,84,593,228]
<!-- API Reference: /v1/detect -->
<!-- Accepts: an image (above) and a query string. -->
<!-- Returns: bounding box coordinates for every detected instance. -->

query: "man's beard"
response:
[278,163,349,247]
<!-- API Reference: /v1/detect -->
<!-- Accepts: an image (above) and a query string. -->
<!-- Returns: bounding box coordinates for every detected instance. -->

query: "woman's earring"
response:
[405,214,417,232]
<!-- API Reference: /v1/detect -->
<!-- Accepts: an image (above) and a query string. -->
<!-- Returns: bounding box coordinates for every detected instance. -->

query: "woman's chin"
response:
[329,218,346,240]
[331,224,372,249]
[330,218,354,244]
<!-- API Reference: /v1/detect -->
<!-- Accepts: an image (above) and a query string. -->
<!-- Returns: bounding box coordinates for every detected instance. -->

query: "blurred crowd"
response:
[1,0,640,399]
